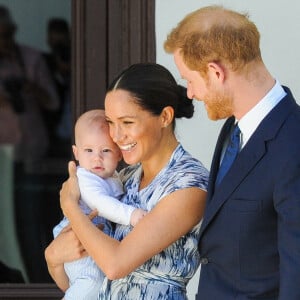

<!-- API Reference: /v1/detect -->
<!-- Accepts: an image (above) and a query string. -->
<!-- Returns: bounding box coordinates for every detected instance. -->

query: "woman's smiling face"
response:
[104,89,164,165]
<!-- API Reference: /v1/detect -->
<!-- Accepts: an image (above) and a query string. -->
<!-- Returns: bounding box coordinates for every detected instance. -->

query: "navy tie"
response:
[216,124,241,186]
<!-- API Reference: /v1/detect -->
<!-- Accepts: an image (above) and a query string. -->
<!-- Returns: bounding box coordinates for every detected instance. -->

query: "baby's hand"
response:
[130,208,147,226]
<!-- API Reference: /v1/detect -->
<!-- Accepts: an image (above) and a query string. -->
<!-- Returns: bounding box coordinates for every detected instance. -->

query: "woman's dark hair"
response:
[107,63,194,128]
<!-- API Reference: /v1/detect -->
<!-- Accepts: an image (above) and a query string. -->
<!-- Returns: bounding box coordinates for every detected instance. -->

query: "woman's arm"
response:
[60,161,206,280]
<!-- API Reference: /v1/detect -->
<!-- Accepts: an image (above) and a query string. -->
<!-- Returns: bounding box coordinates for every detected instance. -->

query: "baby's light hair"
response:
[74,109,108,144]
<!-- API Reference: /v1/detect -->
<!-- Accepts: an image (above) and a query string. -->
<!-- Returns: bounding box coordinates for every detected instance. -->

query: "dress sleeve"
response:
[160,157,209,197]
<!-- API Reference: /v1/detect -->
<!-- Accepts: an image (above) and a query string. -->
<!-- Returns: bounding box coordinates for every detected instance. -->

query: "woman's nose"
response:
[111,126,123,143]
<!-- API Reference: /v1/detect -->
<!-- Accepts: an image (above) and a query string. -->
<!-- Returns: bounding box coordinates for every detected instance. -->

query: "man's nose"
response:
[187,85,194,100]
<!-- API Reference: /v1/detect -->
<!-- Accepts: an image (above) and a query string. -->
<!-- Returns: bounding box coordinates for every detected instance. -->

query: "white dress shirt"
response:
[238,80,286,149]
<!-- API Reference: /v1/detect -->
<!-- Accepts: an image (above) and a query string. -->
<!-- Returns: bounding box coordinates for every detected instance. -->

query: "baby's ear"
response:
[72,144,78,160]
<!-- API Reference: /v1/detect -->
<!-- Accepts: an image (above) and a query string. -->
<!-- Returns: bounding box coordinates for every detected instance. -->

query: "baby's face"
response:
[73,127,121,178]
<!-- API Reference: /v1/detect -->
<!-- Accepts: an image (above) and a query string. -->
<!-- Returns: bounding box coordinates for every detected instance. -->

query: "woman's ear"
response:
[161,106,174,128]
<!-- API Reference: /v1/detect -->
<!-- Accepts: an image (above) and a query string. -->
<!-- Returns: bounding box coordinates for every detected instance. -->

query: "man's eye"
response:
[123,120,133,125]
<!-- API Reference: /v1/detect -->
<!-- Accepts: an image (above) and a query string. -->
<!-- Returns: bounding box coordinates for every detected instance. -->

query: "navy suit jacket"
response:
[196,87,300,300]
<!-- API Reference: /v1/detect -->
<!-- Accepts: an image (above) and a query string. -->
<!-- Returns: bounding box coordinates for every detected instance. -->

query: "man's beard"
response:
[203,85,234,121]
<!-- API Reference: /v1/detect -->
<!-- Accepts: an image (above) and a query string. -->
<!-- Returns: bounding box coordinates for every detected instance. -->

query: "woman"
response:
[45,63,209,299]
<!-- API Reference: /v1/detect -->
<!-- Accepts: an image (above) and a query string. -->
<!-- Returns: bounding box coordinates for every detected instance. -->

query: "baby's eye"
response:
[103,148,112,153]
[84,148,93,153]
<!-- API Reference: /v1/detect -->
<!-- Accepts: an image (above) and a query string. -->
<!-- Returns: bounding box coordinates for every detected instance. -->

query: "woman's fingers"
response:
[60,161,81,213]
[88,210,104,231]
[68,161,77,177]
[88,209,98,220]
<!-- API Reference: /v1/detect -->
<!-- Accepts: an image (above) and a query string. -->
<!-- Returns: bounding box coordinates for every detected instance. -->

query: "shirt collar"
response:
[237,80,286,148]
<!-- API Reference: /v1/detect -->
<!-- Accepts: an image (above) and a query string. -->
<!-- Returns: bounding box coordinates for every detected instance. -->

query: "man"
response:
[164,5,300,299]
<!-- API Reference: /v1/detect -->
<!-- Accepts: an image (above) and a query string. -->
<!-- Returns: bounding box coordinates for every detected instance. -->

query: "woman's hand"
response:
[60,161,81,216]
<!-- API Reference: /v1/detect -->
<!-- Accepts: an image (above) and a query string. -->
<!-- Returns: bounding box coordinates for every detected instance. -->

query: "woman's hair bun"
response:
[175,84,194,119]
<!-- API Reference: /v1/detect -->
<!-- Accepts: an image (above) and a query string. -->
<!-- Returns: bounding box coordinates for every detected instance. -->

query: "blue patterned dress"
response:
[98,144,209,299]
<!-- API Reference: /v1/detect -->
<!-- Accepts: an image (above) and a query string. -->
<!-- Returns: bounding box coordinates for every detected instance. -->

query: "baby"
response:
[53,109,146,300]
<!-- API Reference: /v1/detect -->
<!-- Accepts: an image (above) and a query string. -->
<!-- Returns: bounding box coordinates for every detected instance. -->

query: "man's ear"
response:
[161,106,174,128]
[207,61,226,83]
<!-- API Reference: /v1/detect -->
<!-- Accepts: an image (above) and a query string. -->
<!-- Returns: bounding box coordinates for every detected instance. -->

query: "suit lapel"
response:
[199,89,297,238]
